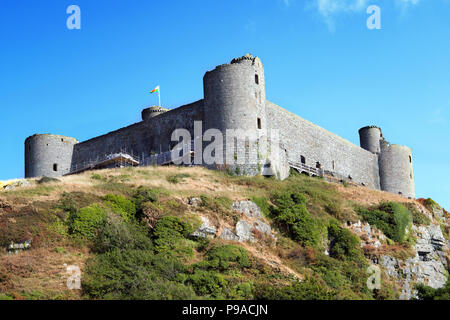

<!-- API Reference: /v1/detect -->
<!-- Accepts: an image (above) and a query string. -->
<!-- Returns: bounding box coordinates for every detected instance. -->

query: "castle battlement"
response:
[24,54,415,198]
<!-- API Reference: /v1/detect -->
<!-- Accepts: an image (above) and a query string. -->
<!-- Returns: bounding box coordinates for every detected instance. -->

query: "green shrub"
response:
[199,244,251,270]
[82,249,194,300]
[200,195,233,213]
[270,191,324,247]
[250,196,270,217]
[327,222,362,262]
[415,279,450,300]
[357,202,412,243]
[69,204,107,240]
[405,203,431,226]
[103,194,136,221]
[152,216,196,256]
[166,173,190,184]
[254,277,334,300]
[91,173,104,181]
[182,269,227,299]
[93,214,153,254]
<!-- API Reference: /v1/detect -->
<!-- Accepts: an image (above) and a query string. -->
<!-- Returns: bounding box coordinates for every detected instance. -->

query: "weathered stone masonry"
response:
[24,54,415,198]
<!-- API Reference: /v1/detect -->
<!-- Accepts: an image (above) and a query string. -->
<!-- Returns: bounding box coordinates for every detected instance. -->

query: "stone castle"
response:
[24,54,415,198]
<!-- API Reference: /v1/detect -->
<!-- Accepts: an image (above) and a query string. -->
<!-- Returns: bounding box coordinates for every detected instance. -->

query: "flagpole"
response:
[159,87,161,107]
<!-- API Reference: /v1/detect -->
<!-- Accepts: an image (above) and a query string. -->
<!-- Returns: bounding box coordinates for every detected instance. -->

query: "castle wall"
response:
[266,101,381,189]
[71,100,204,168]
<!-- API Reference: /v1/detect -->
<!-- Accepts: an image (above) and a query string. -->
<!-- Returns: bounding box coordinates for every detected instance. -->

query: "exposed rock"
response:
[380,255,399,278]
[190,216,216,239]
[220,228,239,241]
[432,205,445,219]
[236,220,255,242]
[4,179,31,191]
[380,223,448,300]
[187,197,200,207]
[232,201,262,219]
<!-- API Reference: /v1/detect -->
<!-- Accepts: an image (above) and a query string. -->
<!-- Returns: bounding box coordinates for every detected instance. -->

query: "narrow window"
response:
[410,172,413,179]
[409,155,412,163]
[53,163,58,172]
[257,118,262,129]
[255,74,259,85]
[316,162,321,169]
[61,138,64,142]
[332,160,335,170]
[300,156,306,164]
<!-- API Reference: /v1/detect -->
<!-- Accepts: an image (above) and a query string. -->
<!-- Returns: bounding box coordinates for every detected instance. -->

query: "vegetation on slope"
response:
[0,165,447,300]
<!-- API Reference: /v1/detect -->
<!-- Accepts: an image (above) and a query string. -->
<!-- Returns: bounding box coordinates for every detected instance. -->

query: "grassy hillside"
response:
[0,166,448,300]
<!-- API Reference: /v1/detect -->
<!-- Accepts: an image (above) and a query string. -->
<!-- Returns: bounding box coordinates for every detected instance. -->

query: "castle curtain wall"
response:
[266,101,381,189]
[71,100,204,167]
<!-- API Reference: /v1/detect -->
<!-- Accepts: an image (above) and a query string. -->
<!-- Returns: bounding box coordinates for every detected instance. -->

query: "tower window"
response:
[409,155,412,163]
[257,118,262,129]
[316,162,321,169]
[300,156,306,164]
[255,74,259,85]
[332,160,336,170]
[53,163,58,172]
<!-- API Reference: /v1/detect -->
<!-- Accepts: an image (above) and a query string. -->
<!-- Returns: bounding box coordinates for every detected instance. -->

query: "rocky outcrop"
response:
[379,223,448,300]
[219,201,275,243]
[347,220,385,249]
[190,216,216,239]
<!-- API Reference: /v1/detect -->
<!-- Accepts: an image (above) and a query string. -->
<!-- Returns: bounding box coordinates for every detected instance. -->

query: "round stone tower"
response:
[378,141,415,198]
[359,125,382,154]
[25,134,78,178]
[142,106,168,121]
[202,54,267,173]
[203,53,266,134]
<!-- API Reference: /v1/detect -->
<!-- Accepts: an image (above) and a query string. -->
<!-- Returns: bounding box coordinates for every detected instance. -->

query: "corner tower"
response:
[25,134,78,178]
[378,141,415,198]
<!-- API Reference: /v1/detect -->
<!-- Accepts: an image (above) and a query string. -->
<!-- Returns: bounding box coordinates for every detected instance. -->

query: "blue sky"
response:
[0,0,449,209]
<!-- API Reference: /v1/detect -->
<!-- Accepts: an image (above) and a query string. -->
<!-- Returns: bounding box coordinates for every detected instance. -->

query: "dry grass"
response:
[0,246,89,299]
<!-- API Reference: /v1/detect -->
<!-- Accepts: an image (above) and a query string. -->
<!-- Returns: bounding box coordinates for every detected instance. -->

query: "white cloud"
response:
[312,0,370,31]
[311,0,423,31]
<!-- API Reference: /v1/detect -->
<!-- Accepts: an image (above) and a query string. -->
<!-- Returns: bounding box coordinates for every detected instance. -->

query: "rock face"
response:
[232,201,263,219]
[347,220,385,249]
[191,216,216,239]
[379,223,448,300]
[220,228,239,241]
[219,201,275,243]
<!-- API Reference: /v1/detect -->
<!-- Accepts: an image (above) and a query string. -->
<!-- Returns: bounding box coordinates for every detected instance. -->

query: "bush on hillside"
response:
[103,194,136,221]
[93,214,153,253]
[327,222,362,262]
[68,204,107,240]
[82,248,194,300]
[270,191,324,247]
[198,244,251,270]
[357,202,412,243]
